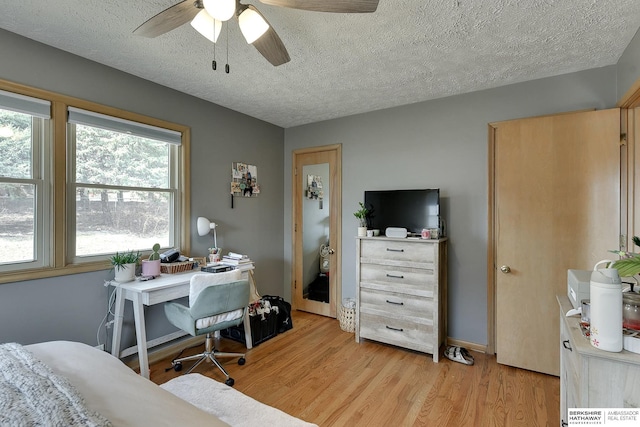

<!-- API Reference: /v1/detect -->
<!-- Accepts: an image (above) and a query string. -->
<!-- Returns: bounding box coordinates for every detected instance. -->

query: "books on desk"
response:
[221,253,252,266]
[201,264,234,273]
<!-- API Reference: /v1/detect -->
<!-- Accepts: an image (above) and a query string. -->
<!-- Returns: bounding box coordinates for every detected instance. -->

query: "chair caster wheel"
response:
[238,357,246,366]
[173,362,182,372]
[225,377,235,387]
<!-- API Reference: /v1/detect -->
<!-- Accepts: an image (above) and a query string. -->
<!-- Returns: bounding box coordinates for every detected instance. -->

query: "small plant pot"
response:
[141,259,161,277]
[357,226,367,237]
[114,263,136,282]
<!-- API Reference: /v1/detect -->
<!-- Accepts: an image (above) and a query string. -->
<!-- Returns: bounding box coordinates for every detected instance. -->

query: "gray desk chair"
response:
[164,272,249,386]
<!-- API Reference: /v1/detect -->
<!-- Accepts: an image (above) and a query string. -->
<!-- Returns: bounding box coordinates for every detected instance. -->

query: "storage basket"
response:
[160,261,195,274]
[339,298,356,333]
[221,311,278,347]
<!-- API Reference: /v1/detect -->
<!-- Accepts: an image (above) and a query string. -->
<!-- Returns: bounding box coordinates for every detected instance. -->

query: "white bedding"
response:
[26,341,229,427]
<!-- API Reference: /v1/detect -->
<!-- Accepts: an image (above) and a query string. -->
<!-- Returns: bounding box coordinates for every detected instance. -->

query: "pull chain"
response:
[225,23,230,73]
[212,19,217,70]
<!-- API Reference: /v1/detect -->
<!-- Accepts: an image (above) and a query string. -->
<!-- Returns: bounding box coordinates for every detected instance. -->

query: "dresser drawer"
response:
[359,312,435,355]
[560,322,581,395]
[360,288,432,321]
[360,239,435,264]
[360,263,434,297]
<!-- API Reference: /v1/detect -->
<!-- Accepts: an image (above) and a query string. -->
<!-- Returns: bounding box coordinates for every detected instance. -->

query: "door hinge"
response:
[621,234,627,251]
[621,133,627,146]
[294,167,297,176]
[294,280,297,289]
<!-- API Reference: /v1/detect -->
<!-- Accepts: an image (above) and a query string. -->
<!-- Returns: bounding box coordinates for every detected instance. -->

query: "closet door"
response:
[490,109,620,376]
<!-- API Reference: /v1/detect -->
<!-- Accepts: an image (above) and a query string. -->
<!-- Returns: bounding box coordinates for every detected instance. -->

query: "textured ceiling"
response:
[1,1,640,128]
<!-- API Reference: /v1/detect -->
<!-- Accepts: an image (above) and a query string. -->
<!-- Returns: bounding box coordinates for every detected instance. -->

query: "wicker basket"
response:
[339,298,356,333]
[160,261,195,274]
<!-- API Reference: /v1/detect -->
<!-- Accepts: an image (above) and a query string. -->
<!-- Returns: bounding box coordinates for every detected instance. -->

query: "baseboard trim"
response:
[446,338,487,354]
[124,335,205,371]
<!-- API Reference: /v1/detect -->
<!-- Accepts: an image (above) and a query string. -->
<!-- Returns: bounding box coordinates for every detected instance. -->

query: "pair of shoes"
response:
[444,346,474,365]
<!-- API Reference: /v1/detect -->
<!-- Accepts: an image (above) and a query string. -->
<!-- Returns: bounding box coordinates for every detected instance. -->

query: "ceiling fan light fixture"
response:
[238,7,269,44]
[203,0,236,22]
[190,9,222,43]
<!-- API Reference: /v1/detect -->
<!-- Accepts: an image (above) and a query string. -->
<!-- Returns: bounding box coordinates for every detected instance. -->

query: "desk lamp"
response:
[197,216,217,249]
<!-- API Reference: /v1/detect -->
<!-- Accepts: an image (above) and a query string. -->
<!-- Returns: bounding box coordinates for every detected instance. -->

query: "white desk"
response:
[110,266,254,379]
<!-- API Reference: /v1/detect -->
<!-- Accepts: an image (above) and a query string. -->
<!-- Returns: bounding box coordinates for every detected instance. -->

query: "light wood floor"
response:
[149,310,560,426]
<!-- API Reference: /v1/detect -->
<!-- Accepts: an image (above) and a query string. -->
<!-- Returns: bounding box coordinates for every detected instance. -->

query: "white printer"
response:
[567,269,591,310]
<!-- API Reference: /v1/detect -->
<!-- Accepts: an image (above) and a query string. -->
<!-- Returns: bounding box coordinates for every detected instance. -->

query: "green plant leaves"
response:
[610,256,640,278]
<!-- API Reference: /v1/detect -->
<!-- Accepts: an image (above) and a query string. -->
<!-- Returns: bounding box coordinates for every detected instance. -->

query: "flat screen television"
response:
[364,189,440,235]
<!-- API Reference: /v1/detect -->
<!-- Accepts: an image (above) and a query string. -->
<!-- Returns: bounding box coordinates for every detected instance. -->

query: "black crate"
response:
[221,311,278,346]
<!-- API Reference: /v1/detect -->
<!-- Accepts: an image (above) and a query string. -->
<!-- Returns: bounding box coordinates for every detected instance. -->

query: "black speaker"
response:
[160,249,179,263]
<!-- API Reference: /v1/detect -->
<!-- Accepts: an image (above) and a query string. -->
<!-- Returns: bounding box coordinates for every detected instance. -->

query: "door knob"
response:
[500,265,511,274]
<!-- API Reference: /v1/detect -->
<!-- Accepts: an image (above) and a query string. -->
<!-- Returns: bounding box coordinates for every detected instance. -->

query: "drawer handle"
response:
[386,248,404,252]
[386,273,404,279]
[386,300,404,306]
[386,326,404,332]
[562,340,572,352]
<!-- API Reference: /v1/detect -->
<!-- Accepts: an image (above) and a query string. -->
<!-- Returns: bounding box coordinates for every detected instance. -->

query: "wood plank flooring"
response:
[149,310,559,426]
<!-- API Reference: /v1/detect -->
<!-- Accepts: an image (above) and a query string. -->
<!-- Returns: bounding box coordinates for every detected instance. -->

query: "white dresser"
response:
[558,295,640,425]
[355,236,447,362]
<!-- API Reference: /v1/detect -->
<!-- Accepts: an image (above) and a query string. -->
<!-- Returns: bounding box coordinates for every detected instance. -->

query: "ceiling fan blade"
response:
[133,1,201,37]
[248,8,290,66]
[259,0,378,13]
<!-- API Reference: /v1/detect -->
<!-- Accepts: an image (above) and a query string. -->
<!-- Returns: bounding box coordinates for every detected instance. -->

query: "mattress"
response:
[26,341,229,427]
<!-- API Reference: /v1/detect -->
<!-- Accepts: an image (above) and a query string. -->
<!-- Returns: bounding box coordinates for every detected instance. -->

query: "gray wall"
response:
[618,27,640,101]
[1,25,637,351]
[0,29,284,349]
[283,66,619,346]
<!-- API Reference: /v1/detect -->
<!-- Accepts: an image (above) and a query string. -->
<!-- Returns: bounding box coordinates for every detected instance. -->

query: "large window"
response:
[0,82,189,282]
[67,108,182,261]
[0,90,51,271]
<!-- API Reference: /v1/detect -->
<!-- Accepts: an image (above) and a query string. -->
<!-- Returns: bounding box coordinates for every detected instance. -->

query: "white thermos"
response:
[589,260,622,352]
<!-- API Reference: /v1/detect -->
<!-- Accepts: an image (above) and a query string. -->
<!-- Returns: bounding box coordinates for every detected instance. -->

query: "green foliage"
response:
[609,236,640,277]
[1,109,172,239]
[0,110,32,181]
[74,124,168,188]
[148,243,161,261]
[109,250,141,270]
[353,202,369,227]
[610,256,640,278]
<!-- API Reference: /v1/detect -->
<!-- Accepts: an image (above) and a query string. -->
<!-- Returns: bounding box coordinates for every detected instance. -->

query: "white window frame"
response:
[66,107,184,264]
[0,79,190,284]
[0,92,52,273]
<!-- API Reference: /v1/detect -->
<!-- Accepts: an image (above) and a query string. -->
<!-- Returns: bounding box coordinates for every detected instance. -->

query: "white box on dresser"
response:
[558,295,640,426]
[355,236,447,362]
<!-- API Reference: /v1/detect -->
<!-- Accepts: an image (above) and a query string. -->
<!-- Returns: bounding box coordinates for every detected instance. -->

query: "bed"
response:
[2,340,317,427]
[3,341,231,426]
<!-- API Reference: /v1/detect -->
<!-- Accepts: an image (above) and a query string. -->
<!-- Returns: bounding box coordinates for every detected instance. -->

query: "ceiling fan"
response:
[133,0,380,67]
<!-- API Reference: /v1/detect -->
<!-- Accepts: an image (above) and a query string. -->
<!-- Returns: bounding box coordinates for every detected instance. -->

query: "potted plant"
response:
[609,236,640,278]
[354,202,369,237]
[141,243,161,277]
[109,250,141,282]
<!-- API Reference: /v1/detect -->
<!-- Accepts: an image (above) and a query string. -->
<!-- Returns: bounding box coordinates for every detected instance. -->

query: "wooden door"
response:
[292,145,342,317]
[490,109,620,376]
